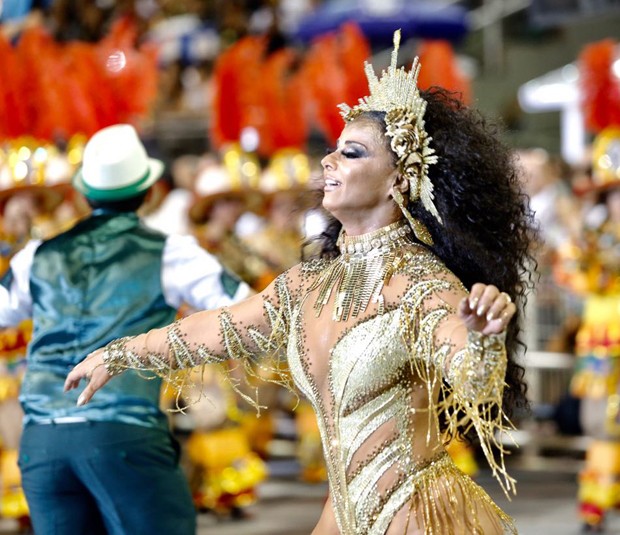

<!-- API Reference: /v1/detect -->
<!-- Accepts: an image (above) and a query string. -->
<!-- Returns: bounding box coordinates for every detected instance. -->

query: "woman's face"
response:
[3,193,40,239]
[321,118,399,224]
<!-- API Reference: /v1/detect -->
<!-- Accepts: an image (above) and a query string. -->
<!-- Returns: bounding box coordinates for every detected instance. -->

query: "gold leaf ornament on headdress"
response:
[338,30,442,226]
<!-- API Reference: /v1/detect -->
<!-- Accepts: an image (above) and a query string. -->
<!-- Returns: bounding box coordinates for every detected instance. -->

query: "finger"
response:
[76,371,103,406]
[500,302,517,324]
[64,367,85,392]
[500,291,513,305]
[482,303,517,335]
[485,292,513,322]
[458,296,472,317]
[468,283,486,309]
[64,350,104,392]
[474,285,500,317]
[76,365,112,406]
[77,384,95,407]
[458,297,484,329]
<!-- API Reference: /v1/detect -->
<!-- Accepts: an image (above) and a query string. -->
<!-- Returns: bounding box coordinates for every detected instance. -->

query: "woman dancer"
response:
[66,31,533,534]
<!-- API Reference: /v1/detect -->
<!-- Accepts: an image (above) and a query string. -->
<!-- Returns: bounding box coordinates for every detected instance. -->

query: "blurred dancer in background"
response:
[0,124,250,535]
[555,128,620,532]
[166,150,271,519]
[0,166,72,529]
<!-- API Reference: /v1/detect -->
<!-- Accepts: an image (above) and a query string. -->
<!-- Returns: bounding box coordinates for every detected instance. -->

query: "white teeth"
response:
[325,179,340,186]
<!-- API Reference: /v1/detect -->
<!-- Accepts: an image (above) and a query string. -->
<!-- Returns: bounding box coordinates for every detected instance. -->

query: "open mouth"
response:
[324,178,341,190]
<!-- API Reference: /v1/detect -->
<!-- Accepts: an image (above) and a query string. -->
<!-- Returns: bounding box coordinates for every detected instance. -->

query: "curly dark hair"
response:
[311,87,536,435]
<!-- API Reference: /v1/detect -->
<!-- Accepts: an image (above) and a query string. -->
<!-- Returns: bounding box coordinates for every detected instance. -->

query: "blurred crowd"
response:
[0,0,619,532]
[1,0,318,120]
[515,128,620,531]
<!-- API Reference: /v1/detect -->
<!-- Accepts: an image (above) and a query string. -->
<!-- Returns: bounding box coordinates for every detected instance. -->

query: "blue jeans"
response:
[19,422,196,535]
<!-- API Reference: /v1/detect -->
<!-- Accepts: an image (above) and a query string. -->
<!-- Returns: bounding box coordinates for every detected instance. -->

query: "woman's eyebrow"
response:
[342,140,368,149]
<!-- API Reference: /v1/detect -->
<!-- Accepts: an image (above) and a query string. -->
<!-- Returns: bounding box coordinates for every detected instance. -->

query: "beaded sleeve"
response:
[400,278,516,497]
[101,273,296,412]
[443,330,515,495]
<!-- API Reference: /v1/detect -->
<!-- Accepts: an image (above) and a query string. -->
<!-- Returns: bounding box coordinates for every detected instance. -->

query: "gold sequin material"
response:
[310,221,413,321]
[101,222,517,534]
[102,337,144,376]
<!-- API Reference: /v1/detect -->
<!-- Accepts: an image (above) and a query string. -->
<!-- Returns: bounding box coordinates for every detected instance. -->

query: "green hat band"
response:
[76,167,152,201]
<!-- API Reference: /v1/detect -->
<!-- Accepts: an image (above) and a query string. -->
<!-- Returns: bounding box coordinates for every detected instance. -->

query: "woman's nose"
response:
[321,152,335,170]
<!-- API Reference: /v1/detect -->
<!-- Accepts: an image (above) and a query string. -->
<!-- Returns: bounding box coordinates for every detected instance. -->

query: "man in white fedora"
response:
[0,124,251,534]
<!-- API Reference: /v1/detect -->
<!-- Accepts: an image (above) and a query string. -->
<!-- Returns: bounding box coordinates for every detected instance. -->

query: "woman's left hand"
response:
[458,283,516,336]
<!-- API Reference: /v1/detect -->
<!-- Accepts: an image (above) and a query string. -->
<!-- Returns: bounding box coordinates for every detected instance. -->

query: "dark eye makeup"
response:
[343,149,363,159]
[325,143,367,159]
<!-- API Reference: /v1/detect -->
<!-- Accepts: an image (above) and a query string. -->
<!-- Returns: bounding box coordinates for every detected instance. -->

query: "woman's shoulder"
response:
[397,245,467,299]
[397,244,453,278]
[275,258,330,279]
[299,257,331,275]
[270,258,330,294]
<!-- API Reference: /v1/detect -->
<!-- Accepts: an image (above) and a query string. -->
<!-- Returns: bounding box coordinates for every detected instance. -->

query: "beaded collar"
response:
[311,220,413,321]
[337,220,412,255]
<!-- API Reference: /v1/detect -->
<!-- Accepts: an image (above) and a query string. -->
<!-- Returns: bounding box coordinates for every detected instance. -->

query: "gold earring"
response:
[392,189,434,246]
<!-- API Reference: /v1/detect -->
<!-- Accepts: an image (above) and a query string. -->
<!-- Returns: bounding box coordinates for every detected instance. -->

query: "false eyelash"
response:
[325,147,336,155]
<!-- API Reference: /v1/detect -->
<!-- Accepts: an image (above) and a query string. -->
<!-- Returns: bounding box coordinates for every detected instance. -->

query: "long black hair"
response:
[311,87,535,427]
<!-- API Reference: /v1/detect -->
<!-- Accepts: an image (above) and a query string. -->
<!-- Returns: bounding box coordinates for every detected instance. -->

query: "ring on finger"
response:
[500,292,512,304]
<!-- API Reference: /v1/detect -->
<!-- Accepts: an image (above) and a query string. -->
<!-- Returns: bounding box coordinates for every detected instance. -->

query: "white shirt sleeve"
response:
[162,234,252,311]
[0,240,41,326]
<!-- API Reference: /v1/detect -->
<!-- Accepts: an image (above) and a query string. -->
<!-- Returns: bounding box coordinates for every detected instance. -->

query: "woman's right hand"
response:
[64,348,112,406]
[458,283,516,335]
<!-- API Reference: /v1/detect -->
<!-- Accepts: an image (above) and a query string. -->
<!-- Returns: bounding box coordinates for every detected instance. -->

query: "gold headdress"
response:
[338,30,441,243]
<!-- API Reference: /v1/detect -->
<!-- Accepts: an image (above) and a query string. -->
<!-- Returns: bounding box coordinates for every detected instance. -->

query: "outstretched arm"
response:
[65,273,292,405]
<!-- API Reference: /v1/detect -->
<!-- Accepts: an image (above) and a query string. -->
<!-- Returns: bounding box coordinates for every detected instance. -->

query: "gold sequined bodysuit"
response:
[106,221,517,534]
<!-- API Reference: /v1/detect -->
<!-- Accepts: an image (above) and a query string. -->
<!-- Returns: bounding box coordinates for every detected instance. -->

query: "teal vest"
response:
[20,211,176,429]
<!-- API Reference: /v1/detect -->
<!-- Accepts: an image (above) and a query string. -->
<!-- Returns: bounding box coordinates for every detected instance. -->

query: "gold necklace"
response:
[310,220,413,321]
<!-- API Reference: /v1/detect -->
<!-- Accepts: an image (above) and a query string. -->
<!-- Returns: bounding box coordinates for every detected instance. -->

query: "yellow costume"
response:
[172,368,268,515]
[553,127,620,530]
[557,222,620,528]
[186,160,275,513]
[0,320,31,525]
[160,310,269,518]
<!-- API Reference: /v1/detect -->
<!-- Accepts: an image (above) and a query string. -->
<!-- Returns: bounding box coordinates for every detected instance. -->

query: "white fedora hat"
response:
[73,124,164,201]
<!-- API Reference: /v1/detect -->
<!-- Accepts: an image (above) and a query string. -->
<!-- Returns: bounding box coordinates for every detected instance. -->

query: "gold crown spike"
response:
[338,30,441,224]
